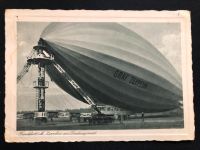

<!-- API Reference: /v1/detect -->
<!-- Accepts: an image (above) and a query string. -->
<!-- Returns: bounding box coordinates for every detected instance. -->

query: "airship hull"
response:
[40,23,182,113]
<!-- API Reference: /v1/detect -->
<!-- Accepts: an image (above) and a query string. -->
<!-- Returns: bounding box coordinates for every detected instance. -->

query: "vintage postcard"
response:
[5,10,194,142]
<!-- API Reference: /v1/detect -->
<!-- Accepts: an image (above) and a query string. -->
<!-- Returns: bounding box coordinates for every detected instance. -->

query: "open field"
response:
[17,117,183,130]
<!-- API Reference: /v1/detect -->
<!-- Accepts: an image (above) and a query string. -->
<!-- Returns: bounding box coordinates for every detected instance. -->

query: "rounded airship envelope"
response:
[40,22,182,113]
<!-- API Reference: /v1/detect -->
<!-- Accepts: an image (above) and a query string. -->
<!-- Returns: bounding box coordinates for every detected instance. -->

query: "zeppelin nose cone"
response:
[40,22,182,113]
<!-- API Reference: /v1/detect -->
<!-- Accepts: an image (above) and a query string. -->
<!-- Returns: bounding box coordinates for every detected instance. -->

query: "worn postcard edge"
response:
[4,9,194,142]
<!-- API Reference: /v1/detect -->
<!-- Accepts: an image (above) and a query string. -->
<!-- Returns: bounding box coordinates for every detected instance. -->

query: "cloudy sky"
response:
[17,22,181,111]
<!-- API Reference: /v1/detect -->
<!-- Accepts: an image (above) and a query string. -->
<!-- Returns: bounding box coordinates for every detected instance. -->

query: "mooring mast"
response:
[27,42,54,119]
[17,38,102,121]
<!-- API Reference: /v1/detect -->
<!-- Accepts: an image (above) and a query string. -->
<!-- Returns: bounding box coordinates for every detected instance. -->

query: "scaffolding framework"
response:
[17,39,102,120]
[27,44,54,113]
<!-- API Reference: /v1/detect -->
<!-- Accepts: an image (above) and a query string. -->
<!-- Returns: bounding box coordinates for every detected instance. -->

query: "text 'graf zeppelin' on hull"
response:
[38,22,182,113]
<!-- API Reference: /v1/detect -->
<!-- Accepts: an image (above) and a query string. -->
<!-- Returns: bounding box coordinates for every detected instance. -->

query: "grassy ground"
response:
[17,117,184,130]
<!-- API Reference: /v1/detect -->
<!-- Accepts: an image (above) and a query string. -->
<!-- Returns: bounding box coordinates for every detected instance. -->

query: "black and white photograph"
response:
[16,21,184,130]
[5,10,194,142]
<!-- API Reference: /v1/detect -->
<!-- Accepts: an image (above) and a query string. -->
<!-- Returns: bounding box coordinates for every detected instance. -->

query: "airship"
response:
[39,22,182,113]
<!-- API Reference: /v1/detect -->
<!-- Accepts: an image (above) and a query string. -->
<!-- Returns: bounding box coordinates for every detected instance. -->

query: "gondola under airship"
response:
[39,22,182,113]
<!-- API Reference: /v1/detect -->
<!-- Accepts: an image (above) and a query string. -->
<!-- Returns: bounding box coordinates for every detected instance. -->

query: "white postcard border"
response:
[5,10,194,142]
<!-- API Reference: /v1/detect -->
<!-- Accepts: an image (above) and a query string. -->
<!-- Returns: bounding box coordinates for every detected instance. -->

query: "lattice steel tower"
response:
[27,41,54,117]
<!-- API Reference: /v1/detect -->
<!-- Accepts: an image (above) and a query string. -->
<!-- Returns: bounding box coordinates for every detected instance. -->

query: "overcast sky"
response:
[17,22,181,111]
